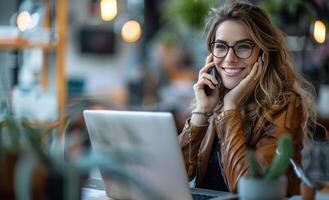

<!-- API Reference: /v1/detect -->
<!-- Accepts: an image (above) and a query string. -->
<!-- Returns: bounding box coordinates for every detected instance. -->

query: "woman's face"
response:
[213,20,261,89]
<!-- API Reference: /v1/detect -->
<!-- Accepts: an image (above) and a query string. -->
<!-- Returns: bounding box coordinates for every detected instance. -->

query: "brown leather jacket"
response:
[178,92,303,196]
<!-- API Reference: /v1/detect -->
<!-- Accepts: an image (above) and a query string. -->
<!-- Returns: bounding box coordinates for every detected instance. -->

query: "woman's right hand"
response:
[192,55,220,113]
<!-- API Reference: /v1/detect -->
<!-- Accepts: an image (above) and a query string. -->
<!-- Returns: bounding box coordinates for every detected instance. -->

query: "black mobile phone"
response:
[204,67,218,96]
[259,51,265,63]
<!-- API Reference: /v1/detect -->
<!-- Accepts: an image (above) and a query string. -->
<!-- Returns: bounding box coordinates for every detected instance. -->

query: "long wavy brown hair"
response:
[202,0,319,144]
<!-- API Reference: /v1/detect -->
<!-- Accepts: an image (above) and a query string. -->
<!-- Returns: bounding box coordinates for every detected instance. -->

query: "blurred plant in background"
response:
[164,0,211,31]
[162,0,216,33]
[0,113,164,200]
[262,0,315,30]
[262,0,329,74]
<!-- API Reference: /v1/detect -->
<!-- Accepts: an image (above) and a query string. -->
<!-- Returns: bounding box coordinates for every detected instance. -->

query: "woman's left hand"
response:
[223,57,262,111]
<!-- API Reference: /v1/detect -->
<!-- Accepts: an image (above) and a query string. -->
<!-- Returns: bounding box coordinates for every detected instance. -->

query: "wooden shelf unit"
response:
[0,0,68,133]
[0,38,56,50]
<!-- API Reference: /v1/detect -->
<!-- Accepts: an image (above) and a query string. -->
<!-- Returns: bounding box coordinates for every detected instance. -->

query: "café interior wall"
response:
[66,29,138,106]
[66,0,140,107]
[0,1,16,25]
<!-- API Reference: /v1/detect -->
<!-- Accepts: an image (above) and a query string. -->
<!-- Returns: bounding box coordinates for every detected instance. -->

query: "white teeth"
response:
[223,68,243,73]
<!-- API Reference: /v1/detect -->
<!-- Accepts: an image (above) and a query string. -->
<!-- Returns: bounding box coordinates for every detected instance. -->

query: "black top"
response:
[202,139,228,191]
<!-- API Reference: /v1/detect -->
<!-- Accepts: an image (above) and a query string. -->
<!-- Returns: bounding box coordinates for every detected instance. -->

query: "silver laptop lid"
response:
[83,110,192,200]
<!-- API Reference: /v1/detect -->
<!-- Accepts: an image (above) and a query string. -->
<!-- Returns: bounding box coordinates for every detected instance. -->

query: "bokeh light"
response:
[121,20,142,43]
[17,11,31,31]
[100,0,117,21]
[313,20,326,44]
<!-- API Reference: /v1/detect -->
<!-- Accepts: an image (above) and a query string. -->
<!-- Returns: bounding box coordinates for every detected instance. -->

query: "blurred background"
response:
[0,0,328,134]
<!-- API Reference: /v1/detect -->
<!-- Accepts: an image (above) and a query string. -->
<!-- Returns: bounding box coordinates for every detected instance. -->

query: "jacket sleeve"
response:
[177,118,208,180]
[215,95,303,193]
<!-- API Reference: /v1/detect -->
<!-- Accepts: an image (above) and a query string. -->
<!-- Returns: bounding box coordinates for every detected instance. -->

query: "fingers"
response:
[250,62,259,78]
[245,58,262,82]
[199,62,215,77]
[202,79,217,90]
[194,73,218,90]
[205,54,213,65]
[201,72,218,86]
[199,55,215,75]
[253,57,263,81]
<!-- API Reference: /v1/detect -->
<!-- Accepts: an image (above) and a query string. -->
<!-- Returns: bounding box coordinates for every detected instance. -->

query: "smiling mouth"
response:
[222,67,245,77]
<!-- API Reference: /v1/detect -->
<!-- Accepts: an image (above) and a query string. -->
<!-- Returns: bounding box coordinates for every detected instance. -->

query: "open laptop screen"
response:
[83,110,193,200]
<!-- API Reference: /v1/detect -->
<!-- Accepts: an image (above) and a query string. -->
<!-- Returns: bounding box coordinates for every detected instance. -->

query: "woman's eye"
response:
[215,43,227,50]
[236,43,252,50]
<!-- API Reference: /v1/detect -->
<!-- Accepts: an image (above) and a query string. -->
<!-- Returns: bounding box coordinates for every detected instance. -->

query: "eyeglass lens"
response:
[212,42,254,59]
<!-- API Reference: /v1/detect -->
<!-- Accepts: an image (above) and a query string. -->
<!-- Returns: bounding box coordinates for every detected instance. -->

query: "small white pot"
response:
[238,176,287,200]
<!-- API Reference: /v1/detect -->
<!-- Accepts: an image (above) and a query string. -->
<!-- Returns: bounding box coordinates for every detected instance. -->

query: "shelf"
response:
[0,0,67,133]
[0,37,56,50]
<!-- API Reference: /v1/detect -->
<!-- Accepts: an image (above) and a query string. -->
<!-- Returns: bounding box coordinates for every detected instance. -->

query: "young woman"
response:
[178,0,318,196]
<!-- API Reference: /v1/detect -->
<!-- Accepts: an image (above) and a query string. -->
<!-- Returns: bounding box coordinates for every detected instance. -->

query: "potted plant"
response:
[238,135,293,200]
[0,116,46,199]
[0,115,165,200]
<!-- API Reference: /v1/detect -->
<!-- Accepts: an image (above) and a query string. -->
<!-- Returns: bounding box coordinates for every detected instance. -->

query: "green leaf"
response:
[5,117,22,152]
[14,154,38,200]
[65,165,81,200]
[247,150,264,178]
[265,135,293,180]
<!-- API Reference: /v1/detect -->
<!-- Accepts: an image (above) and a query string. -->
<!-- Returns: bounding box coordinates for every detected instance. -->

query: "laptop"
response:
[83,110,238,200]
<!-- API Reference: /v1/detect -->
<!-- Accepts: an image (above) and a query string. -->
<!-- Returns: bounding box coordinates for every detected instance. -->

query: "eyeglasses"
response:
[209,40,256,59]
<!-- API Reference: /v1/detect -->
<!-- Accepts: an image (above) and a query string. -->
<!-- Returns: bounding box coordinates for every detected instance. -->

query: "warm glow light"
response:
[17,11,31,31]
[313,20,326,44]
[29,13,40,29]
[100,0,117,21]
[121,20,142,43]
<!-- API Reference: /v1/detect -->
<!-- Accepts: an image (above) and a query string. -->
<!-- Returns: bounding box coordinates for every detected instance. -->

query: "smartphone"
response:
[259,51,265,63]
[204,67,218,96]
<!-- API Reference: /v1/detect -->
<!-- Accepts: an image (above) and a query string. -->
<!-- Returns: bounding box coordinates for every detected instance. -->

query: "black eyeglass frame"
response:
[209,41,256,59]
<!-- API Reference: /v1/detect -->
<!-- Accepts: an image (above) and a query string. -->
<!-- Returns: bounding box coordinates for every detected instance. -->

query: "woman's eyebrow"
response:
[214,38,253,44]
[214,39,227,44]
[236,39,254,43]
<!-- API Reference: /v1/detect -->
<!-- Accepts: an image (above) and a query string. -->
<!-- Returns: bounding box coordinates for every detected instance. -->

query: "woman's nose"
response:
[224,48,238,62]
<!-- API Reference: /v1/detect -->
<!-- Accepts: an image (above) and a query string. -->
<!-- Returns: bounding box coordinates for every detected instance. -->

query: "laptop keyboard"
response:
[192,193,217,200]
